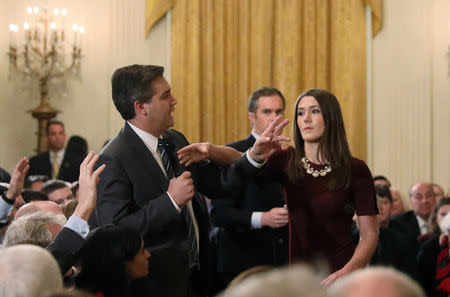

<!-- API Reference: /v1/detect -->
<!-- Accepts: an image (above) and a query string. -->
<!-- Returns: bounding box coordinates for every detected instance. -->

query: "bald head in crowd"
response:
[409,182,436,221]
[0,244,62,297]
[15,200,63,219]
[329,267,425,297]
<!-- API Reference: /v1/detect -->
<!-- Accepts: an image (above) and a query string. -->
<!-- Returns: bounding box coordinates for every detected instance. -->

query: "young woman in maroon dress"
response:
[178,89,379,287]
[259,89,379,286]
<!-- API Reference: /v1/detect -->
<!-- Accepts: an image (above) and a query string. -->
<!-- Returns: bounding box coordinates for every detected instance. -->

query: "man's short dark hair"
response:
[375,184,392,202]
[373,175,391,188]
[24,175,50,189]
[21,190,49,203]
[46,120,65,134]
[41,180,70,195]
[248,87,286,113]
[111,64,165,120]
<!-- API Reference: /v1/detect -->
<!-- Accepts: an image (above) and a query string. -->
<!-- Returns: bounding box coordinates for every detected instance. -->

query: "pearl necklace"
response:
[301,157,332,177]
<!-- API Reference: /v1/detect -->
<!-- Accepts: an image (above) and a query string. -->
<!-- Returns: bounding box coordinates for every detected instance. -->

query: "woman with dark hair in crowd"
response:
[417,197,450,297]
[75,224,150,297]
[179,89,379,287]
[66,136,89,160]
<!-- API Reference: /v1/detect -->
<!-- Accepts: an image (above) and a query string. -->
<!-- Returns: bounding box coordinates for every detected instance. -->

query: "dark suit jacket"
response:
[27,151,83,182]
[92,123,232,297]
[417,234,441,297]
[211,135,288,277]
[389,210,422,280]
[47,227,85,275]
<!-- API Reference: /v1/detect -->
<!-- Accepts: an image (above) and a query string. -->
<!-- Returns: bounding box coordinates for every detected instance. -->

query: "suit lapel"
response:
[122,123,170,190]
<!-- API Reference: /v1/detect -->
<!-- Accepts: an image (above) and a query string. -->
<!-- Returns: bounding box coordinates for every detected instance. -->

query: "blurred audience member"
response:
[21,189,48,203]
[373,175,391,188]
[375,185,392,229]
[417,198,450,297]
[62,199,78,219]
[390,188,406,216]
[329,266,425,297]
[66,135,89,160]
[27,120,83,182]
[0,244,62,297]
[75,225,150,297]
[41,180,74,204]
[3,210,66,247]
[432,183,445,203]
[15,200,64,219]
[219,264,326,297]
[389,182,436,281]
[354,185,415,277]
[24,174,50,190]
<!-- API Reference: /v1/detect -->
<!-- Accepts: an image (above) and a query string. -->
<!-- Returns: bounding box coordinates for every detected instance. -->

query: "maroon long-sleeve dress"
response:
[266,147,378,273]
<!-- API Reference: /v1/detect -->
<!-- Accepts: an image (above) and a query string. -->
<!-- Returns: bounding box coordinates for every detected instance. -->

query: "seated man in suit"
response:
[27,120,83,182]
[389,182,436,280]
[211,87,289,290]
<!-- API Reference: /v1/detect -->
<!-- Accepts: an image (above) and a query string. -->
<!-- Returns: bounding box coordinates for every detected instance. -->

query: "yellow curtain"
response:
[146,0,382,160]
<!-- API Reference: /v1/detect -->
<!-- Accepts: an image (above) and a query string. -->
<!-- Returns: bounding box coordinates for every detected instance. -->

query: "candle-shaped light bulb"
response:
[73,24,78,31]
[27,6,33,15]
[33,6,39,14]
[61,8,67,16]
[79,26,84,34]
[54,8,60,16]
[14,24,19,32]
[9,24,15,31]
[50,22,56,30]
[24,22,29,30]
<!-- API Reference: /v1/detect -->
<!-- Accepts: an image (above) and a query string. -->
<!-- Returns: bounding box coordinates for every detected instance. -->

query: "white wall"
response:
[0,0,169,172]
[370,0,450,197]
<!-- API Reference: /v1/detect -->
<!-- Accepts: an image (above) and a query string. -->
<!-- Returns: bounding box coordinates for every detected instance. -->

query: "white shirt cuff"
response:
[167,191,181,213]
[245,149,265,168]
[251,212,263,229]
[65,215,90,239]
[0,198,13,224]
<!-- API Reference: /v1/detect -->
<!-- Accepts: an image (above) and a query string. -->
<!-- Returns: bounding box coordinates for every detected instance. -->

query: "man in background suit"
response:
[27,120,82,182]
[94,65,245,297]
[389,182,436,280]
[211,87,289,290]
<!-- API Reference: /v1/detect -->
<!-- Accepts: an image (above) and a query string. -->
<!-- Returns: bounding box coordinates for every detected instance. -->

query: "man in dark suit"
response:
[389,182,436,280]
[93,65,245,297]
[210,87,289,290]
[27,121,82,182]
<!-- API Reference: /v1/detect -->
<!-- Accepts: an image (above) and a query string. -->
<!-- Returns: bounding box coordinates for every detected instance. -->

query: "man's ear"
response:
[134,100,147,116]
[248,112,255,126]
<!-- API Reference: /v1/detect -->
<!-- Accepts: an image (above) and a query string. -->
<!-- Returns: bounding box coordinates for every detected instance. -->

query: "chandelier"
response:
[7,5,84,152]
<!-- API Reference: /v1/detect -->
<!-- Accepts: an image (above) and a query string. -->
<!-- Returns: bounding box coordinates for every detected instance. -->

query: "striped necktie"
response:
[157,138,174,178]
[182,204,199,268]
